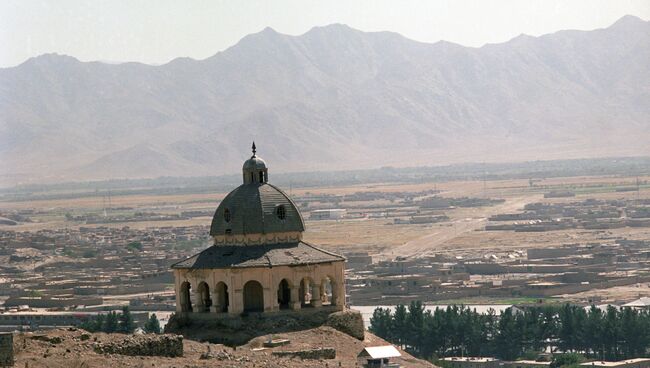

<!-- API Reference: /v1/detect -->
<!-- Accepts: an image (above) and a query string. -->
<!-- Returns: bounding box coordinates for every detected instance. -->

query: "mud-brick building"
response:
[171,144,346,315]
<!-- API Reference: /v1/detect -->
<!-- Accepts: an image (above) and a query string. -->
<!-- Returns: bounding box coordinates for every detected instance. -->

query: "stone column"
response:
[310,284,322,307]
[263,287,274,312]
[289,286,301,310]
[337,278,346,307]
[174,273,182,313]
[230,290,244,315]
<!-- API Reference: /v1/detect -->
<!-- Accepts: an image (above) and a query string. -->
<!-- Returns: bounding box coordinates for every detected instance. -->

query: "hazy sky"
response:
[1,0,649,67]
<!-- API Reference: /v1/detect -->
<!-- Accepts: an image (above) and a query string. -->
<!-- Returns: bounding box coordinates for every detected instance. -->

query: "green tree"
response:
[480,308,498,356]
[619,307,645,358]
[118,306,135,333]
[585,305,604,359]
[369,307,393,340]
[144,313,162,334]
[103,311,119,333]
[392,304,408,349]
[406,301,426,354]
[495,308,522,360]
[126,241,143,251]
[602,305,620,360]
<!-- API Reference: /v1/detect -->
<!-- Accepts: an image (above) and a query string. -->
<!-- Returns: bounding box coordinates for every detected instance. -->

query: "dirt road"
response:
[389,195,536,258]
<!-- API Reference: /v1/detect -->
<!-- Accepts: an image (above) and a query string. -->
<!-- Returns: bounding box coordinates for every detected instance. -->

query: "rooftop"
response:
[171,241,345,269]
[358,345,401,359]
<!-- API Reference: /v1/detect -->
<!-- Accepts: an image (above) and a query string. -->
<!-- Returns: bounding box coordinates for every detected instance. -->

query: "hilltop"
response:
[10,327,433,367]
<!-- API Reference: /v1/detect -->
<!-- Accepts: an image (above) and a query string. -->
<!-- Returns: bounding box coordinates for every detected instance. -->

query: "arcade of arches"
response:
[171,146,347,316]
[174,262,345,315]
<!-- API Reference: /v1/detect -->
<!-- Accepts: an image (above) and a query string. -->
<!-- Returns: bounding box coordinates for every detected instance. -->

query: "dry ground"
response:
[12,327,433,368]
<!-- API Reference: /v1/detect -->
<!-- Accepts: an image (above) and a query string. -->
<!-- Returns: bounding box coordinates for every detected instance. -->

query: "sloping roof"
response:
[358,345,402,359]
[210,183,305,236]
[623,297,650,307]
[171,241,345,269]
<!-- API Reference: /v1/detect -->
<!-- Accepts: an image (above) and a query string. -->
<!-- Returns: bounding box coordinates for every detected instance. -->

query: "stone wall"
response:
[165,307,363,345]
[325,310,365,340]
[93,334,183,357]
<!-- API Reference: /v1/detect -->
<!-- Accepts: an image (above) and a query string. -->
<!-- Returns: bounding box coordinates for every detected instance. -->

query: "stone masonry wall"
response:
[93,334,183,357]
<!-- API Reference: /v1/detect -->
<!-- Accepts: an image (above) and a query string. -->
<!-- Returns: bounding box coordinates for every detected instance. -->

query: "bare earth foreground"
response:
[12,327,433,368]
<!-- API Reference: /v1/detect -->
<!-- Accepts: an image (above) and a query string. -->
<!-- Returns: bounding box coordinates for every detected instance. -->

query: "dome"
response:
[210,183,305,237]
[242,156,267,171]
[242,142,269,185]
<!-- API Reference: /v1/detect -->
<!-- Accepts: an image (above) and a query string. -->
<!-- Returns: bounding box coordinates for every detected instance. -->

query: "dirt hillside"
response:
[12,327,434,367]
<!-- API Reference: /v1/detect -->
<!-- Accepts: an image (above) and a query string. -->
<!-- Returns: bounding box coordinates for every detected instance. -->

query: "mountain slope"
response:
[1,16,649,184]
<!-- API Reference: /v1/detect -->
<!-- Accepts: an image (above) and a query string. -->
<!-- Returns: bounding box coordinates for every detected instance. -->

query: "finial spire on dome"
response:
[243,143,267,184]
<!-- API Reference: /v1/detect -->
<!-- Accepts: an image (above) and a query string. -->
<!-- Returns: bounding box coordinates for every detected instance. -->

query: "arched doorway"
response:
[299,277,314,307]
[215,282,229,313]
[321,276,334,306]
[277,279,291,309]
[243,280,264,312]
[197,281,211,312]
[180,281,193,312]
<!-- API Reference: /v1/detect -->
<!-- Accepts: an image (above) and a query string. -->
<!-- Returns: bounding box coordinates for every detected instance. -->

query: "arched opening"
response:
[259,171,264,183]
[180,281,193,312]
[277,279,291,309]
[197,281,211,313]
[215,282,229,313]
[243,280,264,312]
[321,277,334,306]
[299,277,314,307]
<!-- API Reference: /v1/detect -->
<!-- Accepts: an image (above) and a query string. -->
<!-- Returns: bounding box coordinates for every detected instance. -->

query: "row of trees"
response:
[369,302,650,361]
[79,306,161,334]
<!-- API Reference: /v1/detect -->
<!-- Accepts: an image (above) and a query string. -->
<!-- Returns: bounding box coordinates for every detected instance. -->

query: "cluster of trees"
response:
[79,306,161,334]
[369,302,650,361]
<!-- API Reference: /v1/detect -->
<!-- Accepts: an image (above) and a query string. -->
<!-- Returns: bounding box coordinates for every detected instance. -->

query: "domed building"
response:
[171,143,346,315]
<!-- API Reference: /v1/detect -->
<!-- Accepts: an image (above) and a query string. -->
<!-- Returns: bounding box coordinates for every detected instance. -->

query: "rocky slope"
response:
[1,15,648,184]
[11,327,434,367]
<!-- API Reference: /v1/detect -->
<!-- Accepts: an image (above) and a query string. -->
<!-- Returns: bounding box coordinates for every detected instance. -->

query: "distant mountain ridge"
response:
[1,15,649,185]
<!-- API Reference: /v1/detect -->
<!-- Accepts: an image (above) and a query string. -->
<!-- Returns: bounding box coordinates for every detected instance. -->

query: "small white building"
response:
[358,345,402,368]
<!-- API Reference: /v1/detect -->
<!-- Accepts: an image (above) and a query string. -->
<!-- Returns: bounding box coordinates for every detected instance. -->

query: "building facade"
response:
[171,144,346,315]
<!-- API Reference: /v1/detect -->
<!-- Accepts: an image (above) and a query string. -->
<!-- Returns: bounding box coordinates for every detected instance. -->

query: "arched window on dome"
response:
[224,208,231,223]
[259,171,264,183]
[276,205,286,220]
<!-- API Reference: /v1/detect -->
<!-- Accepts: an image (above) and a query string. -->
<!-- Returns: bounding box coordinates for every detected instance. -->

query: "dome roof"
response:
[210,183,305,236]
[242,156,267,171]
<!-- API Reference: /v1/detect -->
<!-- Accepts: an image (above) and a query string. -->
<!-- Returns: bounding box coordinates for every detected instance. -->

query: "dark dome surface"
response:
[210,183,305,236]
[242,156,267,171]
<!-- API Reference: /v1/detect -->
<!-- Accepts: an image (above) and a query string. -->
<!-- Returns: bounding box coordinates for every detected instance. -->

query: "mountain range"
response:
[1,15,649,185]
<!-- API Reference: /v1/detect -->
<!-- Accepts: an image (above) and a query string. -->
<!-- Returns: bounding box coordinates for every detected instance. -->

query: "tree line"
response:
[79,306,161,334]
[369,302,650,361]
